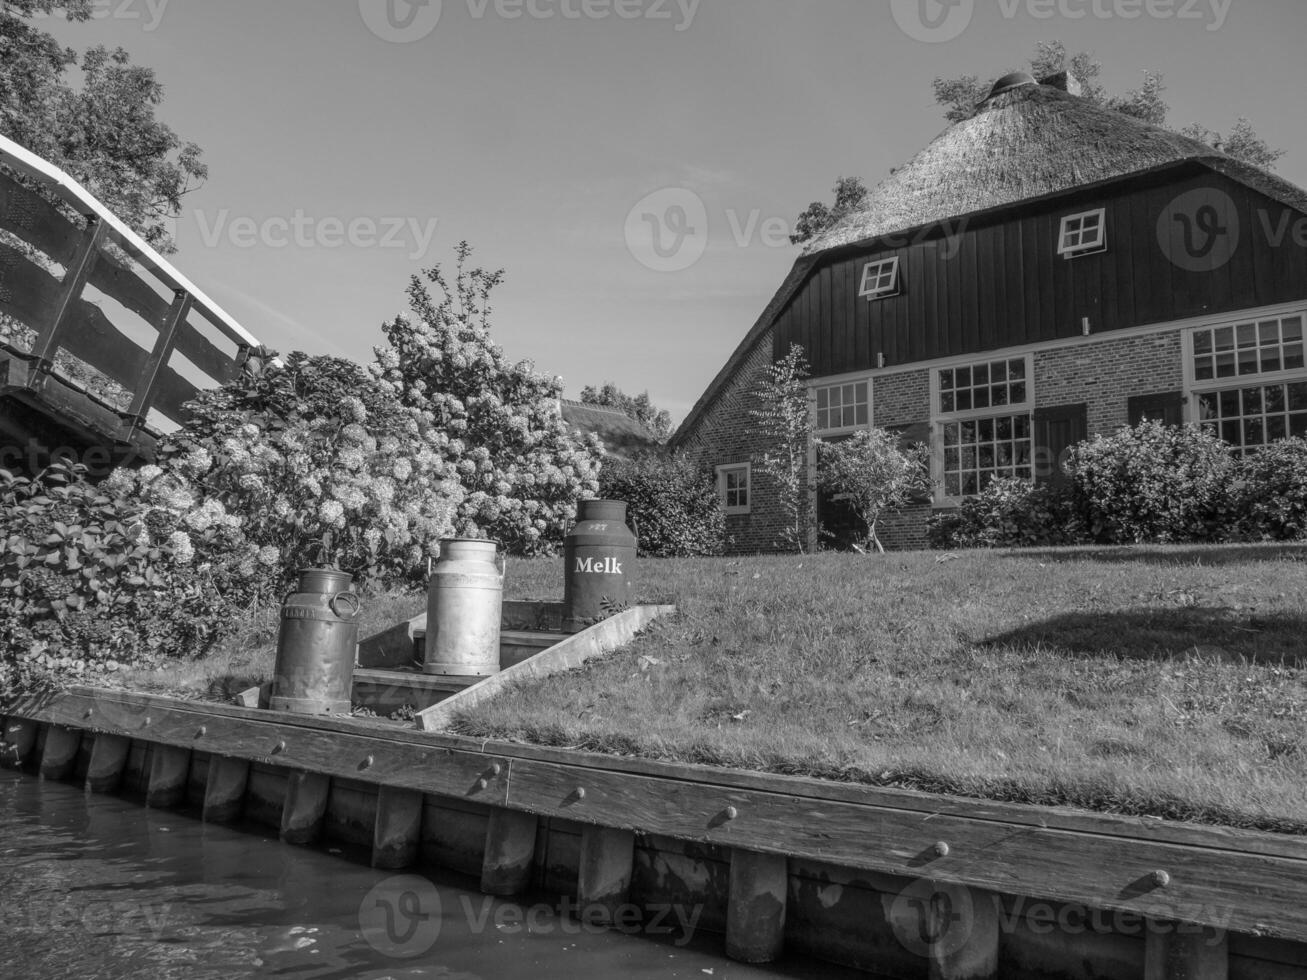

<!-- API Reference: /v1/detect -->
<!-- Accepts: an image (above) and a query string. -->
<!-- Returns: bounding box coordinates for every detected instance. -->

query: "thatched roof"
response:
[561,399,660,457]
[672,78,1307,446]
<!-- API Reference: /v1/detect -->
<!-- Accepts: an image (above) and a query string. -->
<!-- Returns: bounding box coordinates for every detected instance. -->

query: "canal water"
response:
[0,769,852,979]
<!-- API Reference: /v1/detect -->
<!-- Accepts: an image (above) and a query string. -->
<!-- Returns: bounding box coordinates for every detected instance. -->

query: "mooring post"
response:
[1,718,38,769]
[202,757,250,824]
[39,725,82,781]
[85,734,131,794]
[929,884,999,980]
[1145,923,1229,980]
[281,771,331,845]
[146,745,191,808]
[577,825,636,924]
[725,849,788,964]
[372,786,424,870]
[481,807,538,896]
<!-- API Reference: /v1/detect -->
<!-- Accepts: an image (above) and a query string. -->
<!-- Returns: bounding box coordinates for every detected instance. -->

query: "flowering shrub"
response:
[1,463,239,695]
[374,243,601,554]
[598,452,724,557]
[109,351,465,601]
[1067,421,1238,544]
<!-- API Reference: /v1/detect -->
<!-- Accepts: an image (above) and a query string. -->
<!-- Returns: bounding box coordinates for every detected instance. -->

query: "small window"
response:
[717,463,751,515]
[1057,208,1106,257]
[858,257,900,298]
[814,380,870,433]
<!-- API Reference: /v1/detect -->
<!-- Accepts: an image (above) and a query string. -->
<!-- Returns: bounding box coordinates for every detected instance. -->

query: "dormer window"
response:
[1058,208,1106,257]
[858,257,900,299]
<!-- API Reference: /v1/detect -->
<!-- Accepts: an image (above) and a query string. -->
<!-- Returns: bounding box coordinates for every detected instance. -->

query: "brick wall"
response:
[1033,331,1184,435]
[871,369,932,550]
[678,327,813,554]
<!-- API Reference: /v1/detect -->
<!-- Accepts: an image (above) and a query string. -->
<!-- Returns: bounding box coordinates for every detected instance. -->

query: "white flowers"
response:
[168,530,194,564]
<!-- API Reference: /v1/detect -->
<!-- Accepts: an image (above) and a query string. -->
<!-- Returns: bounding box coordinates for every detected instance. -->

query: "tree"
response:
[789,176,868,246]
[374,242,602,555]
[817,429,931,554]
[931,40,1283,169]
[0,0,206,252]
[579,382,673,443]
[598,451,723,557]
[748,344,813,552]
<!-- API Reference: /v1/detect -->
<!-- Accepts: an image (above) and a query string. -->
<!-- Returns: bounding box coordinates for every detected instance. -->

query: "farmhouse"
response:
[671,71,1307,552]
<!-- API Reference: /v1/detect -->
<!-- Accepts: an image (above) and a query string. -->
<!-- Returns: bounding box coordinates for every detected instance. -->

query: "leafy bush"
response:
[598,452,724,557]
[1067,421,1238,544]
[817,428,931,553]
[108,350,465,602]
[374,244,601,554]
[928,478,1083,549]
[1,463,240,695]
[1237,437,1307,541]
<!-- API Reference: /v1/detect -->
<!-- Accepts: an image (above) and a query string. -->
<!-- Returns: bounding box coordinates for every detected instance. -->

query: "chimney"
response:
[1039,70,1083,96]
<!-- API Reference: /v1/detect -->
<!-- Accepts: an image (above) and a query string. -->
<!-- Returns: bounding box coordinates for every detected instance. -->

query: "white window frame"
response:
[858,257,900,299]
[1185,312,1307,454]
[812,376,873,436]
[1057,208,1106,258]
[716,463,751,515]
[930,353,1035,505]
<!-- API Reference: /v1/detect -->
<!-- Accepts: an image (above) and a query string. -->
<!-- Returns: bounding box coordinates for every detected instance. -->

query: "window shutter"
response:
[1033,404,1087,487]
[1127,391,1184,427]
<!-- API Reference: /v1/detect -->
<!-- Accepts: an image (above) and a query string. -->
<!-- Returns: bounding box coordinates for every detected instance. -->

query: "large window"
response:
[716,463,751,515]
[1197,382,1307,454]
[936,355,1034,499]
[814,380,869,433]
[1192,315,1305,382]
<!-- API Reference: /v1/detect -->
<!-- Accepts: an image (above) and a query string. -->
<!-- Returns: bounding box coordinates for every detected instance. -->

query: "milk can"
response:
[424,538,505,677]
[563,499,637,632]
[270,567,361,715]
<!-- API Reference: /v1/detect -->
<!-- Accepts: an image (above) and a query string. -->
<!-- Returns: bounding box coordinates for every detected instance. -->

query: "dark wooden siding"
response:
[774,167,1307,375]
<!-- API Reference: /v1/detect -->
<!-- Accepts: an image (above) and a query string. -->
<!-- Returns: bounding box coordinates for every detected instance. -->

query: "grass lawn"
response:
[450,544,1307,835]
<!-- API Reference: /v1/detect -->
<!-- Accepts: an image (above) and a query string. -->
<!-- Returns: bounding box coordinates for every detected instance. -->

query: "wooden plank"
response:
[141,361,201,424]
[281,771,331,845]
[85,734,130,793]
[0,240,62,332]
[1,716,38,768]
[725,849,787,964]
[29,217,104,374]
[0,169,82,267]
[500,757,1307,941]
[19,687,1307,865]
[577,825,635,923]
[86,248,170,328]
[416,604,675,730]
[373,786,424,869]
[146,744,190,807]
[1145,923,1228,980]
[481,807,538,896]
[39,724,81,780]
[203,756,249,824]
[122,289,191,431]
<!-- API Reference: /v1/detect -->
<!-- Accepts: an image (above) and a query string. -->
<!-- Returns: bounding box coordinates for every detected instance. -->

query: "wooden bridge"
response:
[0,133,260,474]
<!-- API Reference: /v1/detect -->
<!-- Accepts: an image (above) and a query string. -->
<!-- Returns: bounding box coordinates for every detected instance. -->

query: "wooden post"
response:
[929,885,999,980]
[202,757,250,825]
[372,786,424,870]
[725,849,788,964]
[146,745,191,808]
[481,808,538,896]
[85,734,130,794]
[577,825,635,924]
[26,216,104,386]
[39,725,82,780]
[281,771,330,846]
[1145,924,1228,980]
[119,288,191,440]
[1,718,38,769]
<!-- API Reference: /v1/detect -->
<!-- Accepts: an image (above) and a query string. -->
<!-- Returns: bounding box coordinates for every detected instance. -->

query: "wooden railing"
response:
[0,133,260,459]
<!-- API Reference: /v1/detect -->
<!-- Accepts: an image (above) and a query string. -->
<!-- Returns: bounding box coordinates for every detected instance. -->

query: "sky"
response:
[39,0,1307,424]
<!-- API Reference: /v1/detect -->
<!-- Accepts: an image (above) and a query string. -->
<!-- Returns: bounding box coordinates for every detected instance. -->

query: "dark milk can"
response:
[563,499,637,632]
[270,567,361,715]
[424,538,505,677]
